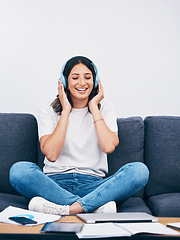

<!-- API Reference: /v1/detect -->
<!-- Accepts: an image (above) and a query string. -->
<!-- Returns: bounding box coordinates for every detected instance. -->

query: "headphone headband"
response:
[60,61,99,89]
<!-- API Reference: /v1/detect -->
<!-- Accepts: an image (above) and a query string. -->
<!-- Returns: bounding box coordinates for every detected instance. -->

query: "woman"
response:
[10,56,149,215]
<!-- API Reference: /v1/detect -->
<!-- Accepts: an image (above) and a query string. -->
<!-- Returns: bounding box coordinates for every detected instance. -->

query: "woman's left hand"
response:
[88,80,119,154]
[89,80,104,111]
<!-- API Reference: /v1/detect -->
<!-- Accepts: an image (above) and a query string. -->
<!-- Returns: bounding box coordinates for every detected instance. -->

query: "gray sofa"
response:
[0,113,180,217]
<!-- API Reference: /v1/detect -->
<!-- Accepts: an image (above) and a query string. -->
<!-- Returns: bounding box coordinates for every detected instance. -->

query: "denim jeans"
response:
[9,161,149,213]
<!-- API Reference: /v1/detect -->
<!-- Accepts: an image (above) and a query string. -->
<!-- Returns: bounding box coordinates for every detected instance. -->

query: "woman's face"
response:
[68,63,94,107]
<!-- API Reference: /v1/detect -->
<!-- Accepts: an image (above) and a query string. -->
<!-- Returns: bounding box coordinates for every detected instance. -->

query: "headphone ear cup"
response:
[60,62,67,89]
[60,75,66,89]
[92,63,99,88]
[94,74,99,88]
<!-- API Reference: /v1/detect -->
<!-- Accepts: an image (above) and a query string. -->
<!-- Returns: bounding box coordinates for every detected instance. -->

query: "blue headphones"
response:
[60,61,99,89]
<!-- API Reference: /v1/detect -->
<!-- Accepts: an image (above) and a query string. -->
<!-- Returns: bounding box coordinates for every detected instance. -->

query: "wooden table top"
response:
[0,216,179,235]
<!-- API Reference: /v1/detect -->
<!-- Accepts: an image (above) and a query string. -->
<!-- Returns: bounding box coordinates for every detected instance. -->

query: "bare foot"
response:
[69,201,84,215]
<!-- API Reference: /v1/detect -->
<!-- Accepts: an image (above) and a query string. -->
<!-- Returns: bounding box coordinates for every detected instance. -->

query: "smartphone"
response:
[9,216,37,225]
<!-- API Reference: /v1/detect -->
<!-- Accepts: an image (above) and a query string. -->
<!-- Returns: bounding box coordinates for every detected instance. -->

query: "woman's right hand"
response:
[58,80,72,113]
[40,80,71,162]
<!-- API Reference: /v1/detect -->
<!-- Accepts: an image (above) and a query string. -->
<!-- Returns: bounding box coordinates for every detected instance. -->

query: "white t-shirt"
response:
[38,99,118,177]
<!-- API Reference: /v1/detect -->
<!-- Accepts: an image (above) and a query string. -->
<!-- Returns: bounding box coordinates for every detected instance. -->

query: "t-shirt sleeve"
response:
[100,99,118,133]
[38,103,57,139]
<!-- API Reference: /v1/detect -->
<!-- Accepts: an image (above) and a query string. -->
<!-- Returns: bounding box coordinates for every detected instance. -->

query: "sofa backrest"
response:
[144,116,180,198]
[0,113,38,195]
[107,117,145,197]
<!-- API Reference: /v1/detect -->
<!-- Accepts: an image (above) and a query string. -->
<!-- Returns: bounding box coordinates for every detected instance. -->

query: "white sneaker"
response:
[94,201,117,213]
[28,196,69,215]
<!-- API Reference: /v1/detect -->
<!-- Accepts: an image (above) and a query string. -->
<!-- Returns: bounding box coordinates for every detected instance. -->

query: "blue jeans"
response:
[9,162,149,213]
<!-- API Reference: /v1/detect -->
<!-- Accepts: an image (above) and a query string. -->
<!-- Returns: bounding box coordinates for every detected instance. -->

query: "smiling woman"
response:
[9,56,149,217]
[51,56,101,114]
[63,63,94,108]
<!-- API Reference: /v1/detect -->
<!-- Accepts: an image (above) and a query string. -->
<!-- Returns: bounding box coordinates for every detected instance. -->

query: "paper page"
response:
[77,222,131,239]
[0,206,60,226]
[116,222,179,236]
[167,222,180,230]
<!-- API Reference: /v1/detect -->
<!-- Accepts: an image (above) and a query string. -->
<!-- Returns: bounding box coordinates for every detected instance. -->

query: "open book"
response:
[77,222,179,238]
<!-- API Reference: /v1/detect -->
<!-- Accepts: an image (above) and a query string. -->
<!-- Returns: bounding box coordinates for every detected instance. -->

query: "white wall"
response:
[0,0,180,119]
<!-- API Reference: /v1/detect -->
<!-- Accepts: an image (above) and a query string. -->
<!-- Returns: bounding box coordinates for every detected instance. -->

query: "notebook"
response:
[76,212,158,224]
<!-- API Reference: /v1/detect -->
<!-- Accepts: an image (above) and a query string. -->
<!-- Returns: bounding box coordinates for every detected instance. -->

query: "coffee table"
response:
[0,216,180,240]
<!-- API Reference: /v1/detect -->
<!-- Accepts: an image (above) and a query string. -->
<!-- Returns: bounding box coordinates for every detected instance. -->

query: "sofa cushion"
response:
[107,117,145,198]
[37,140,45,170]
[117,197,152,214]
[0,192,28,212]
[107,117,144,175]
[148,193,180,217]
[144,116,180,198]
[0,114,38,195]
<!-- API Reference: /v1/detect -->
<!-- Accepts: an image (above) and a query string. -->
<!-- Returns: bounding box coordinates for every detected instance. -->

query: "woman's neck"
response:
[72,99,88,109]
